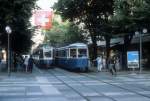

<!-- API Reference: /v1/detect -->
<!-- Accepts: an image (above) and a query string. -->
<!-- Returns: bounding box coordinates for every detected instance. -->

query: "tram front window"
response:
[44,51,51,58]
[78,49,87,58]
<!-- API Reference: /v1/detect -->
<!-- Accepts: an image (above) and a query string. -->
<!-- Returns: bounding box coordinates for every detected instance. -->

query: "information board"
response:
[127,51,139,68]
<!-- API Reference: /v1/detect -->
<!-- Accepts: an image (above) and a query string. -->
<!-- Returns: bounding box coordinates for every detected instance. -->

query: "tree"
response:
[44,14,85,46]
[54,0,114,60]
[0,0,37,54]
[65,23,87,44]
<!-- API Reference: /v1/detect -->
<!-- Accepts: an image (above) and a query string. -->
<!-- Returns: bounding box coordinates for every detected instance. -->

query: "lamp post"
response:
[5,26,12,76]
[135,28,147,73]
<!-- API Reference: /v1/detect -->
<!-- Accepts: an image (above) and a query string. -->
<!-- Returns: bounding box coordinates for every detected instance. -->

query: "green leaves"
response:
[113,0,150,34]
[44,15,85,46]
[0,0,37,54]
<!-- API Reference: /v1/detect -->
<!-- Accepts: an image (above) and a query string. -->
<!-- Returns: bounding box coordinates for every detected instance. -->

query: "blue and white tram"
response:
[33,45,54,69]
[55,43,89,71]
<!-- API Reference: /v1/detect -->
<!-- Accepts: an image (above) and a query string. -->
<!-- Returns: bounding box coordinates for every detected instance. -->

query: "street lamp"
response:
[135,28,147,73]
[5,26,12,76]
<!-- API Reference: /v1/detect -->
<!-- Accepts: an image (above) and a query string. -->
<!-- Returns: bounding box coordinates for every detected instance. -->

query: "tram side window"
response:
[70,49,77,58]
[78,49,87,58]
[44,51,51,58]
[55,50,59,57]
[58,50,67,58]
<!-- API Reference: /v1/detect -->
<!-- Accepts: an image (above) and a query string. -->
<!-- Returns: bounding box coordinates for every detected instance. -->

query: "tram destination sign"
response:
[127,51,139,68]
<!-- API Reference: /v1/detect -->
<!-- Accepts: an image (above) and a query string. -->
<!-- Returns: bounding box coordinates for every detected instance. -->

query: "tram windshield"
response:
[78,49,87,58]
[44,51,52,58]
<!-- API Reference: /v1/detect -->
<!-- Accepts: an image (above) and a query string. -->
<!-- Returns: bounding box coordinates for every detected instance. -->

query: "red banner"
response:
[34,10,53,30]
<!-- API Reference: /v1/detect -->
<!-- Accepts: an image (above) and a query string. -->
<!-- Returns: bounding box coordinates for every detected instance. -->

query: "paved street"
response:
[0,66,150,101]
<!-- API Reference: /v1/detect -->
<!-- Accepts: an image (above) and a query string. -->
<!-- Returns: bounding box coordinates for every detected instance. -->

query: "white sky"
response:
[37,0,58,10]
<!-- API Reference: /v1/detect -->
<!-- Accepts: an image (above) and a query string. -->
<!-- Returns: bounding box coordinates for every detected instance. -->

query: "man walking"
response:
[28,55,34,73]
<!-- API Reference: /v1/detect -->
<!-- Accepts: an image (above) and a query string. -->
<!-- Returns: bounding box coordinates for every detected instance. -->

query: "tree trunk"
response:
[122,41,127,70]
[91,35,97,60]
[122,34,133,70]
[105,36,111,69]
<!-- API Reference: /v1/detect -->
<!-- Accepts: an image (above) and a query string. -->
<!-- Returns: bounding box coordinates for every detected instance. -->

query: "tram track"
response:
[48,68,117,101]
[78,71,150,99]
[37,67,150,100]
[48,68,91,101]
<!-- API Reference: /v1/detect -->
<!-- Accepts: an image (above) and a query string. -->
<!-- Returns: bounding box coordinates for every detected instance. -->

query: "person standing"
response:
[24,56,29,72]
[102,57,106,70]
[96,56,103,72]
[28,55,34,73]
[115,56,120,70]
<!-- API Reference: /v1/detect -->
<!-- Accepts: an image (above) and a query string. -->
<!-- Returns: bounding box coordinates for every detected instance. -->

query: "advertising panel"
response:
[127,51,139,68]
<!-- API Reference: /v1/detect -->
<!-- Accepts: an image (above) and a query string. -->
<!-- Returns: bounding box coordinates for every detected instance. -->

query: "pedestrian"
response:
[0,57,1,64]
[95,55,103,72]
[109,50,117,75]
[115,56,120,70]
[13,54,18,71]
[28,55,34,73]
[102,56,106,70]
[17,55,24,71]
[24,56,29,72]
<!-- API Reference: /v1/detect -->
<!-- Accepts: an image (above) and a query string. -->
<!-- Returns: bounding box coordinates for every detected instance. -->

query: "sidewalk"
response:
[88,65,150,75]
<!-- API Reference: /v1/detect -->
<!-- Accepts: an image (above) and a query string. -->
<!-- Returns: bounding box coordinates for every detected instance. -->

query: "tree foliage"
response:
[44,15,85,47]
[0,0,37,54]
[112,0,150,35]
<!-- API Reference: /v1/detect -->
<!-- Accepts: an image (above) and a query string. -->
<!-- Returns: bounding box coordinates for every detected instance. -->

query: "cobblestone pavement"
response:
[0,66,150,101]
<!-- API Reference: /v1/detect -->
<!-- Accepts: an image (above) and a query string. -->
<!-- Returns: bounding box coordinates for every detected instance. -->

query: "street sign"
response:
[127,51,139,68]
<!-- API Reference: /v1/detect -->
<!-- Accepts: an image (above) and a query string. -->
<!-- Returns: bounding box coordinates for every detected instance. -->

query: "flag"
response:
[34,10,53,30]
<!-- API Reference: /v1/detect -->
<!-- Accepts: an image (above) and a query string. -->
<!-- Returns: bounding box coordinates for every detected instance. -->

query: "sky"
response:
[36,0,58,10]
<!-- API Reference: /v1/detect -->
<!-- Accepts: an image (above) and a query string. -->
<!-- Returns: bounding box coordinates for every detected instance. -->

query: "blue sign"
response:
[127,51,139,68]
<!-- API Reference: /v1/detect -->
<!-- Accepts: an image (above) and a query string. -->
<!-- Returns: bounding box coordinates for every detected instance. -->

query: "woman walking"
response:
[109,50,117,75]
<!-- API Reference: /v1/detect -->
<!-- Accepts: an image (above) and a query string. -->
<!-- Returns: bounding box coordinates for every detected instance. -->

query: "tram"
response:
[55,43,89,71]
[32,45,54,69]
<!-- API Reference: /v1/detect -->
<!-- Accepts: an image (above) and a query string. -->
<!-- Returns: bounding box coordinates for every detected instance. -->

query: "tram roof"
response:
[68,43,87,48]
[33,45,53,52]
[57,43,88,50]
